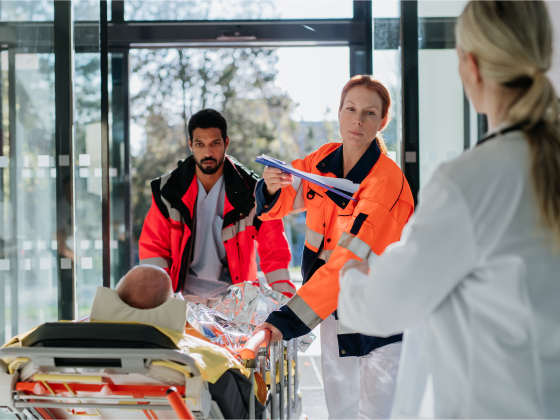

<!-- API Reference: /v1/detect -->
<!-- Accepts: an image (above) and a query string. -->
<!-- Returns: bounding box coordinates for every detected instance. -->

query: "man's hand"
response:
[253,322,283,343]
[263,166,294,197]
[340,259,369,280]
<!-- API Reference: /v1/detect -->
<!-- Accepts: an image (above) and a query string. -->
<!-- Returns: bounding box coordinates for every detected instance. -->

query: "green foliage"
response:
[125,0,277,21]
[130,48,299,242]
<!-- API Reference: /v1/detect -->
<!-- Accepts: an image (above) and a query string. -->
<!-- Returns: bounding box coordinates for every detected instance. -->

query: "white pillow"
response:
[90,287,187,333]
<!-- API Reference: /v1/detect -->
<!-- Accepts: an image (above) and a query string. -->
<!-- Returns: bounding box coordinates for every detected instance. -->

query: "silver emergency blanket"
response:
[212,282,281,326]
[186,302,252,355]
[297,331,316,353]
[187,281,316,354]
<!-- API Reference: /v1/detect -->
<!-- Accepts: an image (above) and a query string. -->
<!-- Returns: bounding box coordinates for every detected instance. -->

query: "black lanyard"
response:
[476,123,524,147]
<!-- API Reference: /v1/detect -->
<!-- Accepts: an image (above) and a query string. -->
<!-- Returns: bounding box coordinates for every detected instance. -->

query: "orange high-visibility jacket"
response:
[139,155,296,297]
[256,141,414,356]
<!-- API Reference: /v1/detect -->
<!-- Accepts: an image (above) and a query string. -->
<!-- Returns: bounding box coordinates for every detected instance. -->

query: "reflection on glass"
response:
[372,3,401,166]
[418,0,468,17]
[372,0,399,18]
[374,50,401,167]
[109,53,129,286]
[419,49,464,187]
[2,51,58,337]
[0,1,54,21]
[130,46,349,268]
[74,0,100,21]
[74,50,102,317]
[125,0,353,21]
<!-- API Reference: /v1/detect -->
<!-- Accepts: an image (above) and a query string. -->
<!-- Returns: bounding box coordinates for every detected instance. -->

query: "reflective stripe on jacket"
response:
[256,141,414,357]
[139,155,295,297]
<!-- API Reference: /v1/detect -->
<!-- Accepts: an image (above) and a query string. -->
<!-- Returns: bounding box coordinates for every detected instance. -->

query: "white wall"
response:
[547,1,560,93]
[419,50,464,187]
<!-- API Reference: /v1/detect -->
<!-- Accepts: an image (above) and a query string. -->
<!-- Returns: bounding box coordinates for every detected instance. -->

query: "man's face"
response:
[189,127,229,175]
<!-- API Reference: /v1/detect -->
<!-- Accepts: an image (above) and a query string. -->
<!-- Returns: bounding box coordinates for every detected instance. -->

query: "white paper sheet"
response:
[258,154,360,193]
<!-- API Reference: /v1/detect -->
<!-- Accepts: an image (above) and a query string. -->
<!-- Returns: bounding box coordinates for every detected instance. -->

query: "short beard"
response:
[194,154,225,175]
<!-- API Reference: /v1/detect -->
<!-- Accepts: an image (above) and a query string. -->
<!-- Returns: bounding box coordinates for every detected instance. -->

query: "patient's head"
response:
[115,265,173,309]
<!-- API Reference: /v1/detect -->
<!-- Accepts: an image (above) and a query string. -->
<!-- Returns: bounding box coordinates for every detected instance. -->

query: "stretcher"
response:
[0,322,301,420]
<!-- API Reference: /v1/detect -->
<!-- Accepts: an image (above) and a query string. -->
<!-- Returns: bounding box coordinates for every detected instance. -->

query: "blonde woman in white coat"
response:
[338,1,560,418]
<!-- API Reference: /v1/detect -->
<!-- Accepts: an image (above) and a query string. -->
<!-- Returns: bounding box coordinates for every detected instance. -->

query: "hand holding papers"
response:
[255,154,359,202]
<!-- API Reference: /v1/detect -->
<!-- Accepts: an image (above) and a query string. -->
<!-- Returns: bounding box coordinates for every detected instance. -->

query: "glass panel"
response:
[109,52,130,286]
[125,0,353,21]
[374,51,401,167]
[372,0,399,18]
[72,0,110,22]
[130,46,349,271]
[418,0,468,17]
[12,52,57,334]
[0,0,57,342]
[418,1,477,188]
[73,6,102,317]
[0,0,54,21]
[418,49,464,187]
[373,2,401,166]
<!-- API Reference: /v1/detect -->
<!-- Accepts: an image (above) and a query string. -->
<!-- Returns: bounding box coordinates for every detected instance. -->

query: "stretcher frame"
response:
[0,347,211,419]
[242,330,301,420]
[0,329,302,420]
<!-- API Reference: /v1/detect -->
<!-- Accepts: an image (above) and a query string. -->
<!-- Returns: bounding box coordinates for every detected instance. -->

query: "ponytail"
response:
[515,73,560,246]
[457,0,560,247]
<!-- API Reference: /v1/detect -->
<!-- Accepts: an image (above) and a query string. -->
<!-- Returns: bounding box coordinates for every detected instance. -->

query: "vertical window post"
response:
[8,49,18,334]
[400,0,420,203]
[101,0,111,288]
[54,0,76,320]
[351,0,373,76]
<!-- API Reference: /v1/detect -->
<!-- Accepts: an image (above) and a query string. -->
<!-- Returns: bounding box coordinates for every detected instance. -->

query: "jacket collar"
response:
[316,140,381,184]
[222,156,256,227]
[316,141,381,209]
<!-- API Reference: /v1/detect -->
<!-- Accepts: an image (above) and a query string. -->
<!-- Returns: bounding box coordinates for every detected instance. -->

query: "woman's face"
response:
[339,85,386,148]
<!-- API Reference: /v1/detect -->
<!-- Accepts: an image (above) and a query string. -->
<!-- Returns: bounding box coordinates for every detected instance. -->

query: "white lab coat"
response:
[338,127,560,418]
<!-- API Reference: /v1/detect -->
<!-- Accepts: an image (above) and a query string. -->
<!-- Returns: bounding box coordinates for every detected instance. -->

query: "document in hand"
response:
[255,154,359,202]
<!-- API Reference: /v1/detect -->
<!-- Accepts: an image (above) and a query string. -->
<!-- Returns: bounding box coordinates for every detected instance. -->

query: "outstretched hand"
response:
[253,322,283,343]
[262,166,294,197]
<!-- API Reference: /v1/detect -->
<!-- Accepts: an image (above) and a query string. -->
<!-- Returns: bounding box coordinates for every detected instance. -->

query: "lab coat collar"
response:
[477,122,524,146]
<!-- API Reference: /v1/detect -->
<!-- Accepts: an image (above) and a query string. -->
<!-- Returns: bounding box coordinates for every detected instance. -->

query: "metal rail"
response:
[14,402,174,410]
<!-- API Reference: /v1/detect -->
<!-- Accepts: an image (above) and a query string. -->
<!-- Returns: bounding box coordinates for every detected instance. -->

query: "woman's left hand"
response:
[340,259,369,279]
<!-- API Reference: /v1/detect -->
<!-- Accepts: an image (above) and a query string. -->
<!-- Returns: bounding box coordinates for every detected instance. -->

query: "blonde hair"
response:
[456,1,560,246]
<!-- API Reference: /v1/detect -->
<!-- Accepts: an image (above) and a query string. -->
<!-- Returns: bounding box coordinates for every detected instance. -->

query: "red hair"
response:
[338,75,391,155]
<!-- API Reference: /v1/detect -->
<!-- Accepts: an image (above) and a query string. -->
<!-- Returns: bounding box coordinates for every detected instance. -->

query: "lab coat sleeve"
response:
[338,170,478,337]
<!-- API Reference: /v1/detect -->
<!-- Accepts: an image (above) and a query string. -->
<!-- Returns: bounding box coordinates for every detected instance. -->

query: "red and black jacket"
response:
[139,155,295,297]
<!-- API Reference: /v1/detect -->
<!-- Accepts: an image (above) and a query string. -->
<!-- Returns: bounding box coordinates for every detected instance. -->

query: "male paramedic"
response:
[139,109,295,306]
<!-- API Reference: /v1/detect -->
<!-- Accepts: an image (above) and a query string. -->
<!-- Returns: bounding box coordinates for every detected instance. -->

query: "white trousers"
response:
[320,315,401,419]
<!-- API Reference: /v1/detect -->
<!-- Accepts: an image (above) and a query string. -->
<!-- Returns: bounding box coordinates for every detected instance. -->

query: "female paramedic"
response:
[254,75,414,419]
[338,1,560,418]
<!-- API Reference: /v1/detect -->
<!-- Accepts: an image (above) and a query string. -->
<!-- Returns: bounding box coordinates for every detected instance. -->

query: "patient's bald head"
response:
[116,265,173,309]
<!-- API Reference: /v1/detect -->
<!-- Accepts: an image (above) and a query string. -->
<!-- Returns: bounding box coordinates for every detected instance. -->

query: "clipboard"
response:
[255,155,358,203]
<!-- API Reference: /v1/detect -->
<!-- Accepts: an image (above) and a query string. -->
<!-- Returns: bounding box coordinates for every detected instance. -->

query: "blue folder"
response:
[255,156,358,203]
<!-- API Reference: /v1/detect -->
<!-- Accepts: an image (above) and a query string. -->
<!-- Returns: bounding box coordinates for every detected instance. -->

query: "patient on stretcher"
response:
[1,265,266,419]
[115,264,173,309]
